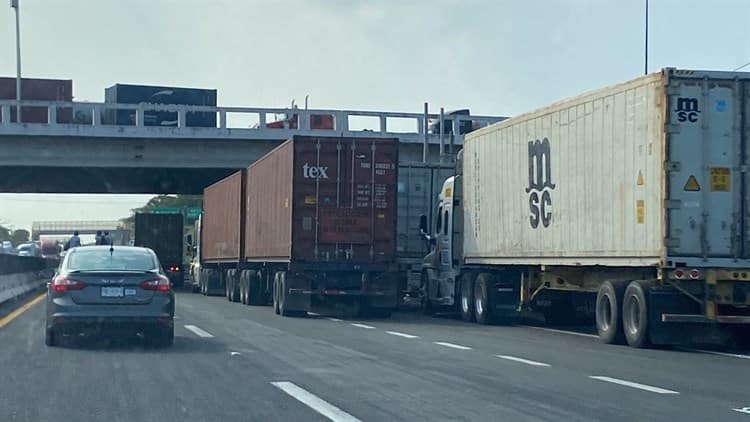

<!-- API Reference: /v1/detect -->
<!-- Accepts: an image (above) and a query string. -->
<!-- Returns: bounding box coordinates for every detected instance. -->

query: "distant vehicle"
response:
[104,84,217,127]
[40,240,61,260]
[16,242,38,257]
[1,240,14,255]
[45,246,174,347]
[428,109,489,135]
[266,112,334,130]
[134,213,185,287]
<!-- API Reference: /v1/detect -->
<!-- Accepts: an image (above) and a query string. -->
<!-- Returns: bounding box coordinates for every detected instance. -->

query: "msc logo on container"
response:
[675,97,700,123]
[525,138,556,229]
[302,163,329,179]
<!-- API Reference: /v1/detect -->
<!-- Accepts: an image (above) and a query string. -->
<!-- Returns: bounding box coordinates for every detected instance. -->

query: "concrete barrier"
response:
[0,255,56,305]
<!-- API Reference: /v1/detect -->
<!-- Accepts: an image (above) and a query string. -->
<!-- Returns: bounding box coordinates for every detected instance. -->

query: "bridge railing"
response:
[0,99,505,144]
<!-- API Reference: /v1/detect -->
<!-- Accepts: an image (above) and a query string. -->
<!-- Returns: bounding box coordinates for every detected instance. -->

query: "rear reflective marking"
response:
[184,325,214,338]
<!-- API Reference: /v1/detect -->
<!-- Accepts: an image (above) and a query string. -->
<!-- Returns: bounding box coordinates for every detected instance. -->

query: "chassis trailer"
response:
[421,68,750,347]
[198,135,401,317]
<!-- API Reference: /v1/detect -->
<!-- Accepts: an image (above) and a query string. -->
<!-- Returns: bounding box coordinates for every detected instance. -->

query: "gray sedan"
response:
[45,246,175,347]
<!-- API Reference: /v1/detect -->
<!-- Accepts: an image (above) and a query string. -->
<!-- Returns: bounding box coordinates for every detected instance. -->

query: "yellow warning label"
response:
[304,195,316,205]
[444,187,452,197]
[683,175,701,191]
[709,167,730,191]
[636,200,644,224]
[636,171,644,186]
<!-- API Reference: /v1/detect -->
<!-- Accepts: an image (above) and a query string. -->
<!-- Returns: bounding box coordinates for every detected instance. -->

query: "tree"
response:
[11,229,29,244]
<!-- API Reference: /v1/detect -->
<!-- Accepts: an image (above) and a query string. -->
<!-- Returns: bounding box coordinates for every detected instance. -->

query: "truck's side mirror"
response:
[419,215,428,236]
[186,234,193,246]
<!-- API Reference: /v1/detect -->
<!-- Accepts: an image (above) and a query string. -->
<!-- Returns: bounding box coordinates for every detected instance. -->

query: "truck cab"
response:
[420,175,463,311]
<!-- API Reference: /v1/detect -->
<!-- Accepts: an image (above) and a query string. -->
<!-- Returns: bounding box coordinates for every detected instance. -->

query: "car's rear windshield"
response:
[66,248,158,271]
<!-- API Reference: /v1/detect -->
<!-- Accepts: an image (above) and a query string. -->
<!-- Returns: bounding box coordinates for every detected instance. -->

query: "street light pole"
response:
[10,0,22,122]
[644,0,649,75]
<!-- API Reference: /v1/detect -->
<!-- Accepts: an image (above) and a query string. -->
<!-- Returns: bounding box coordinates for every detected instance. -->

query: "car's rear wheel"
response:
[45,326,56,347]
[147,326,174,348]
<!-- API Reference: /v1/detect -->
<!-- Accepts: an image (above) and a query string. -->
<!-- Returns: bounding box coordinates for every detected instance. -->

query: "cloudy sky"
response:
[0,0,749,232]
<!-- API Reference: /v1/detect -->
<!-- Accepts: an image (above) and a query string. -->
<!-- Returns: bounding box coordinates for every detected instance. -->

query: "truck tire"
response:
[200,269,208,295]
[622,280,652,348]
[279,272,305,317]
[272,272,280,314]
[204,269,221,296]
[239,271,249,305]
[459,273,475,322]
[248,270,264,305]
[226,269,239,302]
[474,273,495,325]
[596,280,627,344]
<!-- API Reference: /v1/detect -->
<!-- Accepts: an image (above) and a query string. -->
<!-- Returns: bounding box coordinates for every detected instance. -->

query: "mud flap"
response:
[647,288,731,346]
[284,274,312,312]
[366,273,400,309]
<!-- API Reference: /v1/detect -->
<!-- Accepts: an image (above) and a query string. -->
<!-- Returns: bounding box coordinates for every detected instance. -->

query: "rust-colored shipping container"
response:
[0,77,73,123]
[244,136,399,264]
[201,171,244,263]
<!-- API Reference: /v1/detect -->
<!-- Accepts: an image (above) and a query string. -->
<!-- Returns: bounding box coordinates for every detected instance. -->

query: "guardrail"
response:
[0,99,506,144]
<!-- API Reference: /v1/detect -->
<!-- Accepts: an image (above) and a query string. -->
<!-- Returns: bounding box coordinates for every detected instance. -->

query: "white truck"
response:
[420,68,750,347]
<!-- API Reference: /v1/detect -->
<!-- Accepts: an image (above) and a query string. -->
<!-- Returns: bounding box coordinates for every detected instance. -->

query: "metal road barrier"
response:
[0,255,56,305]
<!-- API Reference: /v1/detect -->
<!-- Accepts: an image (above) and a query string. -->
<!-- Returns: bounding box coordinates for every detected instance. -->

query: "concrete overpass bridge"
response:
[0,100,504,194]
[32,220,130,244]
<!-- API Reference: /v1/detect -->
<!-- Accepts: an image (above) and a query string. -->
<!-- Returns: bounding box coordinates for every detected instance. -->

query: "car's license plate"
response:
[101,287,124,297]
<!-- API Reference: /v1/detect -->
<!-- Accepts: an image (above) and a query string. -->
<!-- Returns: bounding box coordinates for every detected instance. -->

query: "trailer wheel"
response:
[200,269,208,295]
[238,271,249,304]
[596,280,627,344]
[459,273,475,322]
[248,271,263,305]
[226,269,240,302]
[622,280,652,348]
[474,273,495,325]
[272,272,280,314]
[279,272,305,317]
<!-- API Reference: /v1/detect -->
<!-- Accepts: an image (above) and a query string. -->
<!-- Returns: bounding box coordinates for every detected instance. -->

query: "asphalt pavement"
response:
[1,291,749,422]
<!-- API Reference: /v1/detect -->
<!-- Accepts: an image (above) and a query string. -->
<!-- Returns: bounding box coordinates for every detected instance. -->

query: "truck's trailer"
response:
[422,68,750,347]
[244,136,398,264]
[104,84,217,127]
[134,213,185,286]
[463,68,750,269]
[198,135,401,316]
[0,77,73,123]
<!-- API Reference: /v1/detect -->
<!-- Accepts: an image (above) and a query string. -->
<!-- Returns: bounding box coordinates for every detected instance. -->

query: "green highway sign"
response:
[185,207,201,219]
[150,208,181,214]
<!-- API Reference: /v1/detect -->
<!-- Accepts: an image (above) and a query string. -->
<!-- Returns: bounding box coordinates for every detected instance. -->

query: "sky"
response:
[0,0,749,232]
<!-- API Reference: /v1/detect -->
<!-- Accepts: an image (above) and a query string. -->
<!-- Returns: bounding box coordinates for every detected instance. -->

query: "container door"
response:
[666,78,745,258]
[397,166,430,259]
[743,82,750,258]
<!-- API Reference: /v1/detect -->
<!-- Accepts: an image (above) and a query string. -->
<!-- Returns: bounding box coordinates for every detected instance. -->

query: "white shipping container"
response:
[463,68,750,268]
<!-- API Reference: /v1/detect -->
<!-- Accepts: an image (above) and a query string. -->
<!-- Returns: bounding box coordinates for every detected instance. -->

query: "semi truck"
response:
[134,213,185,287]
[421,68,750,348]
[196,135,401,317]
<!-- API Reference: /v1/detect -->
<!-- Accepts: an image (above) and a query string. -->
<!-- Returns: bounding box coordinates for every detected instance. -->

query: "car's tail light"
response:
[168,265,180,272]
[688,269,701,280]
[673,269,685,279]
[51,275,86,292]
[141,275,171,292]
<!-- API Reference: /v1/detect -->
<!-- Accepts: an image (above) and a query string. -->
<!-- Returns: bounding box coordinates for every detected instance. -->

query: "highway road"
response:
[1,291,749,422]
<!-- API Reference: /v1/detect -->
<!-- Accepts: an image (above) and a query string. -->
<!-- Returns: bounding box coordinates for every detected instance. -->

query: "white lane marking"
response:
[434,341,472,350]
[495,355,551,367]
[271,381,362,422]
[589,376,679,395]
[733,407,750,414]
[690,349,750,360]
[386,331,419,339]
[308,312,320,316]
[529,326,599,339]
[184,325,214,338]
[230,351,241,356]
[350,323,376,329]
[327,317,343,322]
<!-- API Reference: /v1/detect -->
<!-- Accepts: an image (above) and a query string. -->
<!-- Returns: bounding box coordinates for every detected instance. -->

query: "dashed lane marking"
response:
[327,318,343,322]
[589,376,679,394]
[350,323,376,329]
[386,331,419,339]
[528,326,599,339]
[496,355,551,367]
[271,381,362,422]
[434,341,472,350]
[184,324,214,338]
